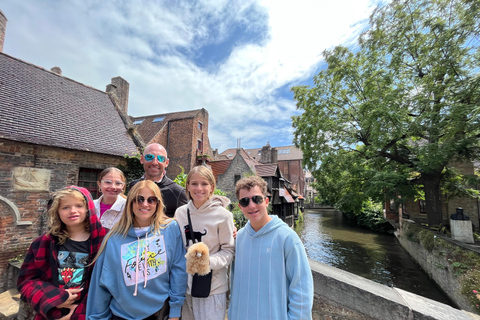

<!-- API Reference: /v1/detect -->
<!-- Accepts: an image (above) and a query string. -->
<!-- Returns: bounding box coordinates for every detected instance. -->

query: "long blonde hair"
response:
[92,180,171,263]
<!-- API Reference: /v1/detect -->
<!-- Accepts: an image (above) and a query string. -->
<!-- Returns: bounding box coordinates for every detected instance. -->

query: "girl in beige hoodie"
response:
[174,166,235,320]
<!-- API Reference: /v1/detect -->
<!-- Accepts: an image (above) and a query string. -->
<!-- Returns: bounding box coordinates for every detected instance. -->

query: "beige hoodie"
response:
[174,195,235,295]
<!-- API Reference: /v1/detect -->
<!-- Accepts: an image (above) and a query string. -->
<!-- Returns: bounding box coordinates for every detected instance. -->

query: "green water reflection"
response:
[295,209,455,306]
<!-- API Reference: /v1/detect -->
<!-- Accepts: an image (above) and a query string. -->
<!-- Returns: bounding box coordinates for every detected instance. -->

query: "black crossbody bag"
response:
[187,209,213,298]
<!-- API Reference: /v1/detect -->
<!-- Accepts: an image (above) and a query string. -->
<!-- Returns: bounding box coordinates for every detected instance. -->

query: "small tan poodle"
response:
[185,242,210,275]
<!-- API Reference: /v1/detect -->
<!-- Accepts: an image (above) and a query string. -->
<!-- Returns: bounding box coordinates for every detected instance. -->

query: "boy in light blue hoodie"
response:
[228,176,313,320]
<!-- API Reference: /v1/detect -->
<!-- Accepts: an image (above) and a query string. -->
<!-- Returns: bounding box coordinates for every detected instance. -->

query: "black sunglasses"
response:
[134,196,158,205]
[239,195,266,207]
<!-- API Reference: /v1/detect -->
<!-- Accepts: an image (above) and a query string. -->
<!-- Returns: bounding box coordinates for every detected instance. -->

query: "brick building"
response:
[221,144,306,197]
[210,147,301,226]
[0,11,141,290]
[131,108,213,178]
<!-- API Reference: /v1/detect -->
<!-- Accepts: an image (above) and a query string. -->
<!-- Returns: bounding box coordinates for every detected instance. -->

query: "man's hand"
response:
[58,304,78,320]
[57,288,83,308]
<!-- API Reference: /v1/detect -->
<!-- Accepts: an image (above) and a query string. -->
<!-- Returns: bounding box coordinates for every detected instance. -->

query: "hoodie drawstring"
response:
[144,232,148,288]
[133,231,151,296]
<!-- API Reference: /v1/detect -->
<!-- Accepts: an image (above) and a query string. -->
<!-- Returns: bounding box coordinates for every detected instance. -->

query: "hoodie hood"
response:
[246,215,284,238]
[66,185,106,243]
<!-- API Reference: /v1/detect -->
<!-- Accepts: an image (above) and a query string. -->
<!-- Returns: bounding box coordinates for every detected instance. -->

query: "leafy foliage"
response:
[292,0,480,226]
[117,153,143,193]
[174,165,228,197]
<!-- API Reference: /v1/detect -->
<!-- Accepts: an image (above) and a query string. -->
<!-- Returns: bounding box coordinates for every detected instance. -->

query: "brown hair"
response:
[92,180,171,263]
[186,166,216,200]
[235,175,267,199]
[47,188,90,245]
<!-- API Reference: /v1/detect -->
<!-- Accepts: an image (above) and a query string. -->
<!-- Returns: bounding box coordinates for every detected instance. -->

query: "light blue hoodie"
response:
[228,215,313,320]
[86,220,187,319]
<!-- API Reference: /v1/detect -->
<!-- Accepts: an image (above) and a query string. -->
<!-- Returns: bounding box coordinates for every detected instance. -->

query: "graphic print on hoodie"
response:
[122,234,167,285]
[183,224,207,246]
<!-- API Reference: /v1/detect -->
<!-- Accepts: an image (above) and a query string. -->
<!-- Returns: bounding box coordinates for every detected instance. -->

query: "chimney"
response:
[0,10,7,53]
[50,66,62,75]
[107,76,129,114]
[271,147,278,163]
[212,148,218,160]
[260,144,271,164]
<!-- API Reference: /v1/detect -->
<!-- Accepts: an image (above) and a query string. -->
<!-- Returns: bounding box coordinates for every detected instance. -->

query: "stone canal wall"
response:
[396,219,480,314]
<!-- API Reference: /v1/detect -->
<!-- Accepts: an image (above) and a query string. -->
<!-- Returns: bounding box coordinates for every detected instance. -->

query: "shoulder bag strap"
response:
[187,209,197,244]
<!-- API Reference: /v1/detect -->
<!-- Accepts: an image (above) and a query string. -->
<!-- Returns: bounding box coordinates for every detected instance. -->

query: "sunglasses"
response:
[134,196,159,205]
[239,195,266,207]
[144,154,166,163]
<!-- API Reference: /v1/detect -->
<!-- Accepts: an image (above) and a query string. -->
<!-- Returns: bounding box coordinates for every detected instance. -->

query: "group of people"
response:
[16,143,314,320]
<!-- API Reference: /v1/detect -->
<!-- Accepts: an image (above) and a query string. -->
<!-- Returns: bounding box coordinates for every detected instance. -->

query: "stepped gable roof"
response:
[132,109,204,143]
[208,160,232,180]
[0,53,138,156]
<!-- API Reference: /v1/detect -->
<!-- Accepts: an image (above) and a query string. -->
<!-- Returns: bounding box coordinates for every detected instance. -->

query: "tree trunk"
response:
[423,174,443,227]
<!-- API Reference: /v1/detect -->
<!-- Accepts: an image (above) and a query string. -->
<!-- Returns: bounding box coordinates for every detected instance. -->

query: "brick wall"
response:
[278,159,305,195]
[0,10,6,53]
[0,139,126,290]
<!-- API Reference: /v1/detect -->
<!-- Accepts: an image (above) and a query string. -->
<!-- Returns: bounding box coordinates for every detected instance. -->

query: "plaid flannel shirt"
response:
[17,186,107,320]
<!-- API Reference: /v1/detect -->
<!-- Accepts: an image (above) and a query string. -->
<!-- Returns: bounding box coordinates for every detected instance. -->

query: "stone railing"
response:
[310,259,479,319]
[3,260,479,320]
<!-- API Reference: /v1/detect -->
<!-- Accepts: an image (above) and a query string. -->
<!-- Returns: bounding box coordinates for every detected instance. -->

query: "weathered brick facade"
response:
[0,10,6,53]
[0,139,127,290]
[135,108,212,178]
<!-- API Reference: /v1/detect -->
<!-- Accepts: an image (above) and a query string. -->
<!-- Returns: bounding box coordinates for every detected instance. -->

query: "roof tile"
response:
[0,53,138,156]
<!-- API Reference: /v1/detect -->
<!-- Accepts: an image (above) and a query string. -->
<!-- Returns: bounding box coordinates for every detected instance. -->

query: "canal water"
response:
[295,209,454,306]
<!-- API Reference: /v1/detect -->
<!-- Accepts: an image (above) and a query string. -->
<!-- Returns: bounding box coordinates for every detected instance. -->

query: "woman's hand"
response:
[57,288,83,308]
[58,304,78,320]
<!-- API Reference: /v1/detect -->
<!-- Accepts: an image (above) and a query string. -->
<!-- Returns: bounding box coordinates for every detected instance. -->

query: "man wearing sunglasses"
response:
[129,143,188,217]
[228,175,313,320]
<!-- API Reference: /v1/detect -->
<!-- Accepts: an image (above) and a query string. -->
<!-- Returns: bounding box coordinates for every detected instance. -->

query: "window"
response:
[198,121,203,131]
[133,119,144,125]
[234,175,241,185]
[197,139,202,150]
[78,168,102,199]
[285,149,290,154]
[153,117,164,123]
[419,200,427,214]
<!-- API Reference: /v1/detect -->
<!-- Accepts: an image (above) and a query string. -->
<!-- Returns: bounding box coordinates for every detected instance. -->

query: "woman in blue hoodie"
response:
[86,180,187,320]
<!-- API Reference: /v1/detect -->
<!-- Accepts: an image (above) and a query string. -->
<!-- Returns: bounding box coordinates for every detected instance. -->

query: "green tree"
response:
[292,0,480,227]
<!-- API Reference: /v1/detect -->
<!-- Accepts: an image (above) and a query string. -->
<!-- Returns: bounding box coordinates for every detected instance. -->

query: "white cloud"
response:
[1,0,381,152]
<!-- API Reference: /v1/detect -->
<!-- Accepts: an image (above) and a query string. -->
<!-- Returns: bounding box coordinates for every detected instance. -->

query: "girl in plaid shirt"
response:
[17,186,107,320]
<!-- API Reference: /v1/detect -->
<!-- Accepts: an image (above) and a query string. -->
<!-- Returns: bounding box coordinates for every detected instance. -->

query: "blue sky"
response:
[1,0,384,153]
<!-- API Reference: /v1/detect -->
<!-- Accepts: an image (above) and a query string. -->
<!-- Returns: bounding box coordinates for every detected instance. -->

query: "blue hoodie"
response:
[228,215,313,320]
[86,220,187,319]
